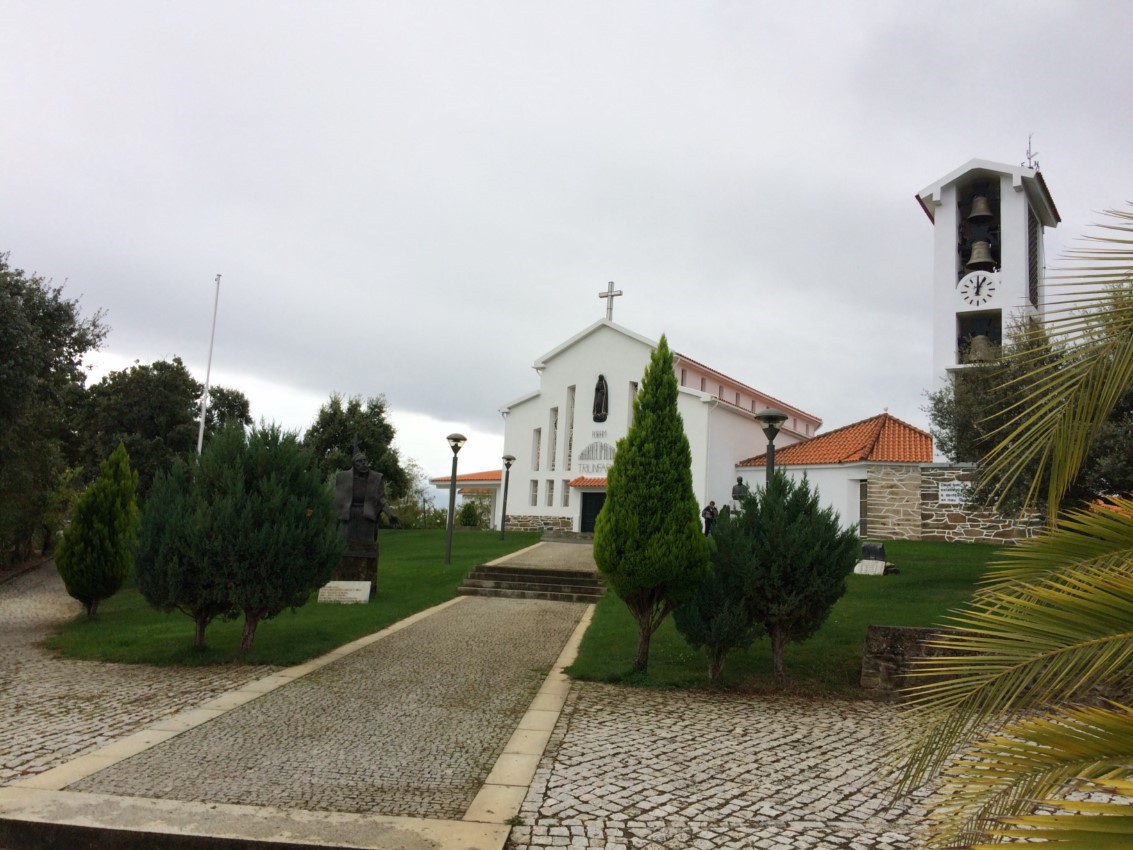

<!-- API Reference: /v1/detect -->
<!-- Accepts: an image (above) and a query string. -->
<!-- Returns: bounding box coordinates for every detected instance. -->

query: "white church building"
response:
[491,317,822,533]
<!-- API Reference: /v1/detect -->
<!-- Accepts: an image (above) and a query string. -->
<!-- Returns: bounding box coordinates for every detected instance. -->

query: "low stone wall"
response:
[860,624,971,700]
[504,514,573,533]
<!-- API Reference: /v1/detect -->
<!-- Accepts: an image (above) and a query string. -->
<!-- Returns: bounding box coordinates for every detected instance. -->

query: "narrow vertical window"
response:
[680,368,687,386]
[565,386,576,471]
[548,408,558,472]
[700,377,706,391]
[628,381,638,427]
[562,480,570,507]
[546,479,554,506]
[529,480,538,507]
[532,428,541,471]
[735,392,740,405]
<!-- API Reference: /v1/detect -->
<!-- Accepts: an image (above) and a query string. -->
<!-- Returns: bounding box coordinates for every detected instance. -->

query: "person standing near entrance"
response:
[701,500,717,536]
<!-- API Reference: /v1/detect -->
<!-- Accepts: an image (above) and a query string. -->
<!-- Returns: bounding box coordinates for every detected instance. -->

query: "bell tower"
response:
[916,159,1060,394]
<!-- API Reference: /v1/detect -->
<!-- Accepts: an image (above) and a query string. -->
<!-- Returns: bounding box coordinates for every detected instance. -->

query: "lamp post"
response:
[444,433,467,564]
[754,409,789,482]
[498,454,515,540]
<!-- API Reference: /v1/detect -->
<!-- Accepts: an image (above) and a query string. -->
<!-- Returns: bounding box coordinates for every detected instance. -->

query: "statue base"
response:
[334,541,377,591]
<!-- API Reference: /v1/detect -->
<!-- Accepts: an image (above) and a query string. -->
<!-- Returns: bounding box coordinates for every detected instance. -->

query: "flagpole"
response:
[196,274,222,455]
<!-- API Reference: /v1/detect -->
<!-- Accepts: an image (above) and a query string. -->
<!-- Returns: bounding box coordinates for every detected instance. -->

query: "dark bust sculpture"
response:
[732,476,749,502]
[332,452,399,587]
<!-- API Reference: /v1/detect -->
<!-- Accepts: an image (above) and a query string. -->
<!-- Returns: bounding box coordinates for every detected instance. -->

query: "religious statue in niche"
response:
[592,374,609,422]
[332,450,400,592]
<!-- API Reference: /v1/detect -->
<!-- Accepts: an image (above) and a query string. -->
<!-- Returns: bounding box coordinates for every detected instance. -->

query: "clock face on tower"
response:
[958,271,998,307]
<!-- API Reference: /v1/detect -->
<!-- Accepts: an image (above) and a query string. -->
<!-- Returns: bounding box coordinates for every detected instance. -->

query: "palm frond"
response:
[921,703,1133,848]
[982,496,1133,588]
[896,559,1133,793]
[978,776,1133,849]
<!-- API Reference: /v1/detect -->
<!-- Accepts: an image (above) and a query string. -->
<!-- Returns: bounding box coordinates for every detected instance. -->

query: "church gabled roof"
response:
[737,412,931,467]
[531,318,655,369]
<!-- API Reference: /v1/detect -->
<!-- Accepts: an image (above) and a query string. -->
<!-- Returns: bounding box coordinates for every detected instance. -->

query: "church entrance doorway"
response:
[580,492,606,533]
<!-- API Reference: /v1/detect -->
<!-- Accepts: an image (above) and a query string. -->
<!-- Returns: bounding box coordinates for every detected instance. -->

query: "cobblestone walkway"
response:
[0,563,276,783]
[507,684,929,850]
[72,597,587,819]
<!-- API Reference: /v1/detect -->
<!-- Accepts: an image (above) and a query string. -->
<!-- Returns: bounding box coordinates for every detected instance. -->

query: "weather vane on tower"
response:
[1022,133,1041,170]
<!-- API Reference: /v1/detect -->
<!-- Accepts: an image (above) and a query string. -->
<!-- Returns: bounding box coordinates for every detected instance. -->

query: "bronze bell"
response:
[966,334,996,363]
[968,195,993,221]
[966,241,996,270]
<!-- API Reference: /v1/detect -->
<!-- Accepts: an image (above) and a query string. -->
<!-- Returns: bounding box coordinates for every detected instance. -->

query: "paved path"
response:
[0,563,275,783]
[506,685,930,850]
[71,596,586,818]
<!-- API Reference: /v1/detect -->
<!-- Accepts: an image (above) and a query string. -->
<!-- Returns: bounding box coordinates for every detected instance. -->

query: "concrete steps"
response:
[458,565,604,603]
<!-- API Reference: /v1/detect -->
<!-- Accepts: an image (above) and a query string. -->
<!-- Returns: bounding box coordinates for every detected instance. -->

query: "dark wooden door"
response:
[580,492,606,533]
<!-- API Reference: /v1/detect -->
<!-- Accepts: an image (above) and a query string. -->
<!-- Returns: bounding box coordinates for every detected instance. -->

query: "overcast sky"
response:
[4,2,1132,486]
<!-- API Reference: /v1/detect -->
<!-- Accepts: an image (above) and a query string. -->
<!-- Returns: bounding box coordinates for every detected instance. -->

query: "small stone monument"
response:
[854,541,894,576]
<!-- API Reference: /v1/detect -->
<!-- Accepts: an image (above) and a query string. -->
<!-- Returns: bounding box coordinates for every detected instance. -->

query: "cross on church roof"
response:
[599,281,623,321]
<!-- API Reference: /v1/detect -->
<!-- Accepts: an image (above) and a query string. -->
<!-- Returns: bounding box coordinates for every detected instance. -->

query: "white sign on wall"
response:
[938,481,971,504]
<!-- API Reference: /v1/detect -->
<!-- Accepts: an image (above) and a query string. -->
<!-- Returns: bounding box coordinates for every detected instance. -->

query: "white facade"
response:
[498,319,821,532]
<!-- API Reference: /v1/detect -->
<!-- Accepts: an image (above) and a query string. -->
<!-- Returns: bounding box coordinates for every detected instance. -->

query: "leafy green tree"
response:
[927,318,1133,510]
[593,334,710,673]
[136,425,342,652]
[0,253,105,562]
[55,443,139,618]
[302,393,408,498]
[202,385,253,436]
[389,459,444,528]
[82,357,250,497]
[673,518,762,681]
[898,206,1133,847]
[729,472,858,685]
[458,500,481,527]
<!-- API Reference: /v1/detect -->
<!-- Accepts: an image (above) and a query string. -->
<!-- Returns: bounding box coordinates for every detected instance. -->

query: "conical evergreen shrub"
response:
[55,443,139,618]
[593,334,709,672]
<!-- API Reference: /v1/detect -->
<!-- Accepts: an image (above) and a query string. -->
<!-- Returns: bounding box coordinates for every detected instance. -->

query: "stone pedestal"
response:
[334,542,377,592]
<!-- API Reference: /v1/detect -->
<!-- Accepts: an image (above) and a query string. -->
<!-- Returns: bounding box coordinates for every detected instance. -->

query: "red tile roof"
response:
[430,469,503,485]
[738,413,931,467]
[568,476,607,488]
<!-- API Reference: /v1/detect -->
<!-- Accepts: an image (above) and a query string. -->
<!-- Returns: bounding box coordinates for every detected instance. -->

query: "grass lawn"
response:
[45,529,541,667]
[566,539,1002,696]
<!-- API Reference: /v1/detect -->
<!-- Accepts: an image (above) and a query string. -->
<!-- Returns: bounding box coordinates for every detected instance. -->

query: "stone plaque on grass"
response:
[317,580,372,604]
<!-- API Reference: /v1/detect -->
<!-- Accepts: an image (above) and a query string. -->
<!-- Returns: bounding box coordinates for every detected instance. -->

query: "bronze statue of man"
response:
[332,451,399,586]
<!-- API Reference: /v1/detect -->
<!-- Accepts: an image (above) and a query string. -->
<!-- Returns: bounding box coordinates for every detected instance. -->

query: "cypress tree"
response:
[55,443,138,618]
[593,334,709,673]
